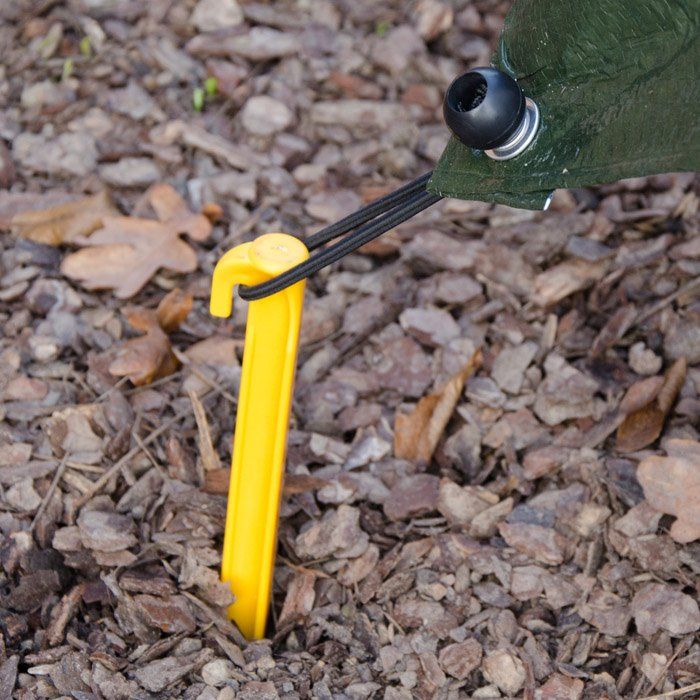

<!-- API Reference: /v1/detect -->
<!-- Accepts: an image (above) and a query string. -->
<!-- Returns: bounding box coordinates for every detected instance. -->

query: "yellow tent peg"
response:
[210,233,308,640]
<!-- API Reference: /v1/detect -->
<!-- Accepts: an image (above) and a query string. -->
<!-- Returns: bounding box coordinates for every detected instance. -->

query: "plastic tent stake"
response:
[210,233,309,640]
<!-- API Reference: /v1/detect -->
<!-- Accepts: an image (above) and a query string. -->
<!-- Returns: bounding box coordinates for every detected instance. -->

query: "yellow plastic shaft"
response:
[210,233,308,640]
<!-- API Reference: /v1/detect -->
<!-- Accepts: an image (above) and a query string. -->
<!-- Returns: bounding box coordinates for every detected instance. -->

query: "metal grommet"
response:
[484,98,540,161]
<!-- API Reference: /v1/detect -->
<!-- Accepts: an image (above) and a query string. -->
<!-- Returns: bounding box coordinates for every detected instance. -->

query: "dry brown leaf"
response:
[109,288,192,386]
[134,183,211,242]
[108,322,176,386]
[616,403,664,453]
[157,286,195,332]
[616,358,686,453]
[10,191,117,245]
[618,376,665,414]
[60,184,211,298]
[637,439,700,543]
[0,190,75,228]
[656,357,687,413]
[394,350,481,463]
[201,202,224,223]
[394,394,439,460]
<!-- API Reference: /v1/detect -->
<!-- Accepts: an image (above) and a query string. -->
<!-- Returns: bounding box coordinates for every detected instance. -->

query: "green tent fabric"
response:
[428,0,700,209]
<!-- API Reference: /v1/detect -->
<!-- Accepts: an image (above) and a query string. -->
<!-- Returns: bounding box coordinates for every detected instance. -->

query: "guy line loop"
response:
[237,171,441,301]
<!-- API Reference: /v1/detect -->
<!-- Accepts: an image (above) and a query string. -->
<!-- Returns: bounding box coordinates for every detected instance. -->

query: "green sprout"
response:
[192,77,218,112]
[204,76,218,97]
[79,36,92,57]
[375,20,391,37]
[61,57,74,81]
[192,86,205,112]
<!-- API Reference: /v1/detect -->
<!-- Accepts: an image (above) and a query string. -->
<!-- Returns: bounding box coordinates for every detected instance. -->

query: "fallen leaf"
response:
[394,350,481,462]
[637,439,700,543]
[157,285,196,331]
[60,184,211,298]
[618,376,665,414]
[109,288,192,385]
[11,191,116,245]
[134,182,212,242]
[201,202,224,223]
[616,358,686,452]
[0,190,75,228]
[655,358,687,413]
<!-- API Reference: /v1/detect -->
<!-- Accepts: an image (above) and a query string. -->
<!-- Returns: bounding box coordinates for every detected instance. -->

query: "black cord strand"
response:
[305,171,433,251]
[239,189,441,301]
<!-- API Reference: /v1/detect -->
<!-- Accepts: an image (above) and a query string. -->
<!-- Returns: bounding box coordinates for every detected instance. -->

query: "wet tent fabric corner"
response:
[429,0,700,209]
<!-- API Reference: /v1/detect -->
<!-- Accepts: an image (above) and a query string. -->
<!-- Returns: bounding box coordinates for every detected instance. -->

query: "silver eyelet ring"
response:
[484,98,540,161]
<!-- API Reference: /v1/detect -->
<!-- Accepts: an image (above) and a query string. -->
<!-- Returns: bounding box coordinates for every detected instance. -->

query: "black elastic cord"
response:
[305,171,433,251]
[239,189,441,301]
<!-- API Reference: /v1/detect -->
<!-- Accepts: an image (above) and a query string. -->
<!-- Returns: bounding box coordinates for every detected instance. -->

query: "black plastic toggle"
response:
[443,67,527,151]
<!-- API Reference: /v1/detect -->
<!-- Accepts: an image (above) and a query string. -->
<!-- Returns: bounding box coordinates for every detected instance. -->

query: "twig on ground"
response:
[188,388,222,474]
[30,455,67,533]
[637,681,700,699]
[74,391,214,510]
[174,347,236,404]
[636,277,700,325]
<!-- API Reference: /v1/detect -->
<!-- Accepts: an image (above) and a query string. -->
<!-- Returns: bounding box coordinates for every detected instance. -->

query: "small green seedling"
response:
[61,57,74,81]
[193,77,218,112]
[192,87,205,112]
[79,36,92,57]
[375,20,391,37]
[204,76,218,97]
